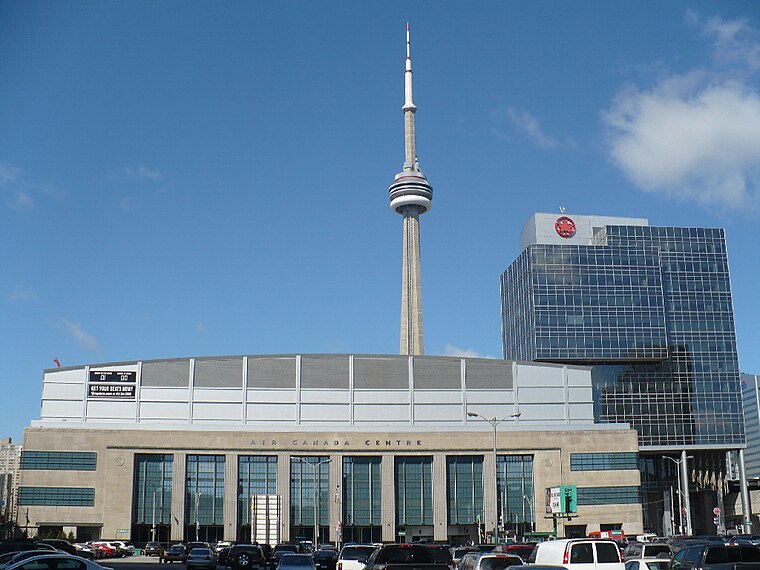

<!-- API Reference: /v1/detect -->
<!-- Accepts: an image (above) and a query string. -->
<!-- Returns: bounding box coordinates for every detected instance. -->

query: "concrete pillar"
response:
[739,449,753,532]
[482,452,497,542]
[277,453,291,543]
[381,455,395,542]
[224,453,237,541]
[433,453,447,542]
[328,454,342,545]
[681,450,693,536]
[171,453,186,542]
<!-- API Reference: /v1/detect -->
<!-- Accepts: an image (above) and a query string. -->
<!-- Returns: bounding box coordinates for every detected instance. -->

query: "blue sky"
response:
[2,1,760,442]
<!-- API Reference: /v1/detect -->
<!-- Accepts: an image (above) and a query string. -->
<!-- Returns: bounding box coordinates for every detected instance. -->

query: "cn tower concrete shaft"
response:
[388,23,432,356]
[400,206,424,355]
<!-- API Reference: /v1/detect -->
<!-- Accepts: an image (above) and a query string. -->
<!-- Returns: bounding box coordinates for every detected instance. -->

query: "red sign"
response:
[713,507,721,515]
[555,216,576,238]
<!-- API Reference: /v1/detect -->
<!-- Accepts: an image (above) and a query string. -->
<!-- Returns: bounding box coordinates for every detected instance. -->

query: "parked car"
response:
[144,542,162,557]
[464,554,523,570]
[187,548,218,570]
[624,558,670,570]
[73,544,97,560]
[36,540,77,557]
[165,544,189,563]
[215,543,233,554]
[277,554,317,570]
[492,546,535,563]
[425,546,454,570]
[0,548,61,570]
[622,543,672,562]
[364,544,450,570]
[451,548,477,570]
[111,542,135,556]
[669,542,760,570]
[6,553,113,570]
[228,544,266,570]
[314,549,340,570]
[531,539,624,570]
[187,543,212,557]
[271,546,301,570]
[337,545,377,570]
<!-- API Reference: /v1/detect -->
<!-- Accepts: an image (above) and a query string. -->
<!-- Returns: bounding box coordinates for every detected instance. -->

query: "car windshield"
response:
[479,558,521,570]
[643,546,671,558]
[280,555,313,565]
[643,562,669,570]
[428,549,452,563]
[190,549,211,556]
[169,547,185,552]
[340,547,375,562]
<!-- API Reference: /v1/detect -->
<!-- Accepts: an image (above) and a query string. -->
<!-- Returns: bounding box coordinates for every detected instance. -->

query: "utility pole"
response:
[195,491,201,541]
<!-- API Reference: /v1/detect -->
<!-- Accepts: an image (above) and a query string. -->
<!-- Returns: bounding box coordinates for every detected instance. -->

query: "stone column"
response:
[433,453,447,542]
[278,453,291,543]
[328,455,342,545]
[483,451,497,542]
[224,453,237,541]
[381,455,395,542]
[171,453,186,542]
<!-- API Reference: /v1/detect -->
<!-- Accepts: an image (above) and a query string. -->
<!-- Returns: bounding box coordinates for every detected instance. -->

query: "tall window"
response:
[186,455,225,530]
[395,456,433,526]
[133,454,173,524]
[343,456,381,526]
[238,456,277,526]
[447,456,483,524]
[290,456,330,541]
[496,455,533,531]
[132,454,173,544]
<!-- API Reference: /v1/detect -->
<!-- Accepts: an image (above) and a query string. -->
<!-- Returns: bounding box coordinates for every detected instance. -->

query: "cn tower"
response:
[389,23,433,356]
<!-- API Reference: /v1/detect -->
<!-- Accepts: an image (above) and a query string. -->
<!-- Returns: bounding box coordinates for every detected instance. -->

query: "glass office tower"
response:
[501,213,746,534]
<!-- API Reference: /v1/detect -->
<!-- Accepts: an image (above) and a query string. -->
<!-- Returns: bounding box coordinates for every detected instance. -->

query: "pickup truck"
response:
[363,544,451,570]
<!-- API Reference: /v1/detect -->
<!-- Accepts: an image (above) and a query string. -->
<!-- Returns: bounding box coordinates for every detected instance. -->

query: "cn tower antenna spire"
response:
[389,23,433,356]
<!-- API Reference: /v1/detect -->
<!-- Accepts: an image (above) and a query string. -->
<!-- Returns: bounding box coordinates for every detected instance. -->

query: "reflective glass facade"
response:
[132,454,173,543]
[20,451,97,471]
[18,487,94,506]
[395,456,433,526]
[342,456,382,543]
[186,455,225,541]
[501,223,744,448]
[496,455,534,534]
[290,456,330,541]
[446,456,483,525]
[238,455,277,537]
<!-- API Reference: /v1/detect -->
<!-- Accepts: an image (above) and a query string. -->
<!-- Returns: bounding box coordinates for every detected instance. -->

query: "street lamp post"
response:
[151,489,157,542]
[467,410,521,544]
[294,457,332,545]
[195,491,201,541]
[664,454,693,536]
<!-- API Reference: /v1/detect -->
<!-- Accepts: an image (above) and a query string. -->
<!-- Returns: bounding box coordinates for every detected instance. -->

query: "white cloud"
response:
[443,344,494,359]
[0,161,62,210]
[491,107,576,150]
[604,13,760,212]
[8,284,38,303]
[689,11,760,71]
[0,162,22,185]
[136,165,162,180]
[61,318,103,353]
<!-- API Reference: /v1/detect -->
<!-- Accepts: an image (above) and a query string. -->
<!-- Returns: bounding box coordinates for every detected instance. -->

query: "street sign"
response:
[714,517,721,525]
[713,507,721,515]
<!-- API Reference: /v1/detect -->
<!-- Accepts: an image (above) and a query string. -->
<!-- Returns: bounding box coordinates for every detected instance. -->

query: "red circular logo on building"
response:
[555,216,576,238]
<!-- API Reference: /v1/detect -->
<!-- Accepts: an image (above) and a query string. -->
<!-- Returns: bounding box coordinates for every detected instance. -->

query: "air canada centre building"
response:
[20,354,643,545]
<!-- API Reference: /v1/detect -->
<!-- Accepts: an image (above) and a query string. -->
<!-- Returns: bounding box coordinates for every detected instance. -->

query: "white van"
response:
[532,539,624,570]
